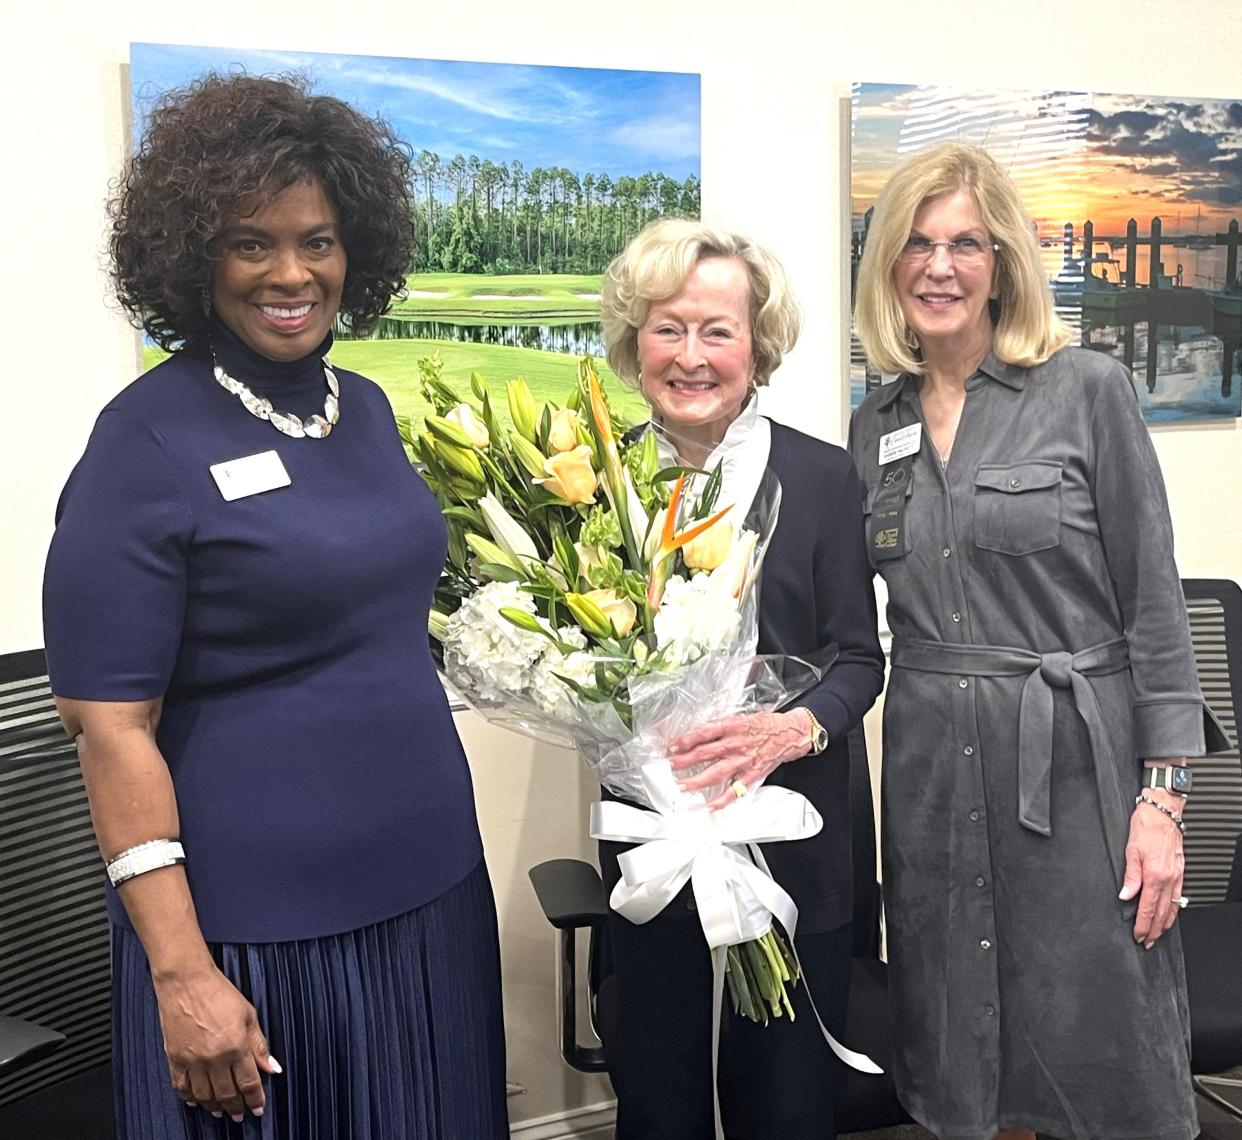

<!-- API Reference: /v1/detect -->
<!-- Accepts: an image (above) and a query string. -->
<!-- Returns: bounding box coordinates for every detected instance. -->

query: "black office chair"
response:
[1179,580,1242,1121]
[528,725,912,1132]
[0,649,114,1139]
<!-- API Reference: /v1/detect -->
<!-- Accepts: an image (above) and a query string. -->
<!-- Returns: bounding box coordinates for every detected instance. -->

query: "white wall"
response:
[4,0,1238,1130]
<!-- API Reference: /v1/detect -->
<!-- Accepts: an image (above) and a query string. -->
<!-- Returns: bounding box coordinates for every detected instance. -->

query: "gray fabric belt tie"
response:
[891,636,1130,849]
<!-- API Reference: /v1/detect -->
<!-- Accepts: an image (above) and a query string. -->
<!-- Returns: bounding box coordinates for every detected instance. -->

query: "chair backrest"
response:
[0,649,111,1109]
[1181,580,1242,904]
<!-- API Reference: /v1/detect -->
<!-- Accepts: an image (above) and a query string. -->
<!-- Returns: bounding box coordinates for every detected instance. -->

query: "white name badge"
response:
[209,450,291,501]
[878,423,922,465]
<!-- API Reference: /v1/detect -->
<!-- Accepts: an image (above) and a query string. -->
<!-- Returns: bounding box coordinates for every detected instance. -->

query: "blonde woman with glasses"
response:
[849,142,1227,1140]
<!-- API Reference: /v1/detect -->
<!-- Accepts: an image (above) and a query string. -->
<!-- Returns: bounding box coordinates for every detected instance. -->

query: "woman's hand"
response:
[154,963,280,1121]
[1119,788,1186,949]
[668,710,814,810]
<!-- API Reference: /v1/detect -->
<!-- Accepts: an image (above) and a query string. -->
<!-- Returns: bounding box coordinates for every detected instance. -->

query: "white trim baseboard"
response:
[509,1099,617,1140]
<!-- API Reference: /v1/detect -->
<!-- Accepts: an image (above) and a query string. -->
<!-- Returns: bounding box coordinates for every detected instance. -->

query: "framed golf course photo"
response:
[129,43,702,428]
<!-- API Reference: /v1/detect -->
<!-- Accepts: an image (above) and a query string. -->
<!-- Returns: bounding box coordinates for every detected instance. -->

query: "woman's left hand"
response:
[668,711,814,811]
[1119,787,1186,949]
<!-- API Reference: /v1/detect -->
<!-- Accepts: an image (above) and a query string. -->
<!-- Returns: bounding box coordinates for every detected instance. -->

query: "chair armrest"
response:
[529,859,610,930]
[0,1014,66,1071]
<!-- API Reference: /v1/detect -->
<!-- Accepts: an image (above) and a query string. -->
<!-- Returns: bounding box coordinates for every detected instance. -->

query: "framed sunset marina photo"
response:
[850,83,1242,423]
[129,43,702,427]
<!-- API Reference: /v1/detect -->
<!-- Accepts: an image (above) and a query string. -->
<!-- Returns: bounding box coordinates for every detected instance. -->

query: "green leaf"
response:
[522,581,562,601]
[470,372,487,402]
[693,461,724,520]
[480,389,502,442]
[395,413,415,447]
[651,464,708,485]
[552,530,580,584]
[446,526,468,572]
[552,672,609,704]
[611,698,633,731]
[442,506,486,528]
[475,561,524,583]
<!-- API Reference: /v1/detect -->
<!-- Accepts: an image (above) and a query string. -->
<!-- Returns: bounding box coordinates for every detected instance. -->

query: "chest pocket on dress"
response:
[973,460,1063,556]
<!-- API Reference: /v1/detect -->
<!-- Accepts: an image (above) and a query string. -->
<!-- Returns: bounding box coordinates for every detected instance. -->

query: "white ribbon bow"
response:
[591,764,818,949]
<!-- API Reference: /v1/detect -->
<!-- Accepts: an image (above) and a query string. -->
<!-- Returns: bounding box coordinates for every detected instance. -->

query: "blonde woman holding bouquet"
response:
[597,218,885,1139]
[849,142,1226,1140]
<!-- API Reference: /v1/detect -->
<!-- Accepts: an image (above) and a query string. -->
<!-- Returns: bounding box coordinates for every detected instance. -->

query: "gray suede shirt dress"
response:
[847,347,1226,1140]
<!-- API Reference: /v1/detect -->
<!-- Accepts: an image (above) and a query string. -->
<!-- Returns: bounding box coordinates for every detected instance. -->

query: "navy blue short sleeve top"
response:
[43,324,482,942]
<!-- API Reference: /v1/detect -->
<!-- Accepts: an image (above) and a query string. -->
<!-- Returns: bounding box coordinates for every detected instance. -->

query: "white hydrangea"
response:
[442,581,548,702]
[530,626,600,719]
[653,573,742,667]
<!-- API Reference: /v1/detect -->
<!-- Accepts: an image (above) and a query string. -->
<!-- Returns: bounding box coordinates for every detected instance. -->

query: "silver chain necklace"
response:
[212,357,340,440]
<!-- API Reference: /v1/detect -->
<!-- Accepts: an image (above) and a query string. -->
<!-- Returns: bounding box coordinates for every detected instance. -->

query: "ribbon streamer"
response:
[590,761,881,1140]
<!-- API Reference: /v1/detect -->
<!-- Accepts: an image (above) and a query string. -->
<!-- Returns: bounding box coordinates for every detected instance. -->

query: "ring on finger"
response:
[731,779,748,800]
[1175,895,1189,909]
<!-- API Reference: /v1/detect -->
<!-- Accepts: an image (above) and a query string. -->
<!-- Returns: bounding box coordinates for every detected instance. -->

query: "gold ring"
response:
[1175,895,1189,909]
[731,780,748,800]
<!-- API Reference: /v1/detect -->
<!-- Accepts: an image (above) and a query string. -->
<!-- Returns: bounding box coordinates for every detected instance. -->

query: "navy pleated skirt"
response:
[112,859,508,1140]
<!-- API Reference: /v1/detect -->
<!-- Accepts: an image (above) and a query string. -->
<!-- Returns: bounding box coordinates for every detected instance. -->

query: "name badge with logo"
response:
[209,450,291,502]
[878,422,922,465]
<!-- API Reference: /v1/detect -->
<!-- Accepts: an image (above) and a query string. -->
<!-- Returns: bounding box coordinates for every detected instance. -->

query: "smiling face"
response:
[210,178,346,362]
[636,256,755,451]
[894,188,997,363]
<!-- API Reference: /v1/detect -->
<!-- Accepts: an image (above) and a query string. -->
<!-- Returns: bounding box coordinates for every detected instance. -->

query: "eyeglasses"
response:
[898,235,1000,267]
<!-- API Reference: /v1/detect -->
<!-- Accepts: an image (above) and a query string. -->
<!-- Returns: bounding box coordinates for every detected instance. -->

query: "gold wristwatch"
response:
[800,708,829,755]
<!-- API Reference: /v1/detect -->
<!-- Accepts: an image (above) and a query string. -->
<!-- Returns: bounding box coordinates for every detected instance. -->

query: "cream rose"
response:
[535,445,597,504]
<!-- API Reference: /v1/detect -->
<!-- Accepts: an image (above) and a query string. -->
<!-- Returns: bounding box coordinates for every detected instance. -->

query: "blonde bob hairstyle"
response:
[599,217,801,388]
[854,142,1071,376]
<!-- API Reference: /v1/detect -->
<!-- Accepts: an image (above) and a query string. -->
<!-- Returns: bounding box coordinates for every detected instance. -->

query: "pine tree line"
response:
[411,151,701,275]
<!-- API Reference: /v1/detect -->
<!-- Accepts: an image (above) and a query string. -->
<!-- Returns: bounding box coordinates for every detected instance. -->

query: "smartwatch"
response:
[1143,765,1192,795]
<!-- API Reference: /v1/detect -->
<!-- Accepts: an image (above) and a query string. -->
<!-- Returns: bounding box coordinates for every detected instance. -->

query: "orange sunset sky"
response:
[852,85,1242,239]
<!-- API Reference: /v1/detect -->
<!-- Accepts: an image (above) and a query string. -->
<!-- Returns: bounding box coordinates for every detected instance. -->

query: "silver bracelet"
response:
[105,838,185,887]
[1135,794,1185,833]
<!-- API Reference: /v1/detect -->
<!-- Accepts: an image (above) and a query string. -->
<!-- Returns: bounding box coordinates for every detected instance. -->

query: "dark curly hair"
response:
[110,72,415,350]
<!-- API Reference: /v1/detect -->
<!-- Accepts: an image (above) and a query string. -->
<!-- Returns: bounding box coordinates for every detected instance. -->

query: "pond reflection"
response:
[338,317,606,357]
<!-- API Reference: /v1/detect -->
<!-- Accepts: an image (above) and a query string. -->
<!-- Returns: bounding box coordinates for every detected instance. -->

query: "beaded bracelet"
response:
[1135,794,1185,833]
[105,838,185,887]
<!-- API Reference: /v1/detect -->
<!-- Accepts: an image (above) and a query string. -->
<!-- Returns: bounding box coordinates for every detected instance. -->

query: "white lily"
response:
[479,492,540,563]
[445,402,490,449]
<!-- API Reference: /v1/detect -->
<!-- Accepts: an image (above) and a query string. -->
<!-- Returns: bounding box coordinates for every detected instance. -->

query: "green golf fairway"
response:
[389,272,602,319]
[142,338,648,432]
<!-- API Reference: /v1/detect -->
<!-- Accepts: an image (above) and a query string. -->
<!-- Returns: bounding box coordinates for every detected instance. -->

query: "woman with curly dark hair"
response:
[42,73,508,1140]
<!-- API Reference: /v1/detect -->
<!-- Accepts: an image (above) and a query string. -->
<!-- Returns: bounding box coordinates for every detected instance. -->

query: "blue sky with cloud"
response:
[130,43,700,181]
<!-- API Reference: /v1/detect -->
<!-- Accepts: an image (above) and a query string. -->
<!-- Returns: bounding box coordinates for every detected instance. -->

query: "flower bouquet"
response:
[402,354,833,1028]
